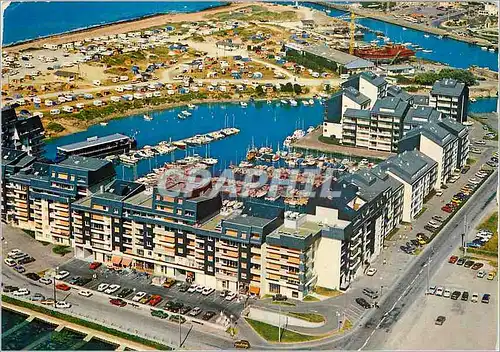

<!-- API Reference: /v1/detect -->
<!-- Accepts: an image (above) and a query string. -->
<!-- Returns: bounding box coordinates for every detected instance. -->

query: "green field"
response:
[245,318,322,343]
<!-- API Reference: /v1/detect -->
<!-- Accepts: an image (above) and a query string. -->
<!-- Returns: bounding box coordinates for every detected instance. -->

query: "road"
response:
[2,268,235,350]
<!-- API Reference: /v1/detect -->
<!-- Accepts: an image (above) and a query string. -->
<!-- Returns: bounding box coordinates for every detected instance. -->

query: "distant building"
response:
[429,78,469,123]
[379,64,415,76]
[57,133,137,159]
[1,105,45,158]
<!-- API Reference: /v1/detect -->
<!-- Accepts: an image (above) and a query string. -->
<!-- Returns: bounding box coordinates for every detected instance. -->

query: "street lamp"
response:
[53,266,59,308]
[335,311,341,330]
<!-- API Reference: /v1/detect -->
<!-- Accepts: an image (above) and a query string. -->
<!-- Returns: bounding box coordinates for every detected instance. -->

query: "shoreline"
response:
[3,2,245,53]
[315,2,494,47]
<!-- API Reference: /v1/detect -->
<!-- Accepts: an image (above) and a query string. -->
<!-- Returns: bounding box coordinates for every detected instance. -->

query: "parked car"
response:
[163,278,176,288]
[220,289,230,297]
[187,285,198,294]
[30,293,45,301]
[202,287,215,296]
[7,249,22,258]
[180,305,192,315]
[435,316,446,325]
[97,283,110,292]
[140,294,152,304]
[481,294,490,304]
[110,298,127,307]
[456,258,465,266]
[78,290,93,297]
[356,297,372,309]
[148,295,163,306]
[427,285,437,295]
[234,340,251,349]
[56,283,70,291]
[225,292,237,301]
[89,262,102,270]
[55,271,70,280]
[55,301,72,309]
[435,287,444,296]
[366,268,377,276]
[487,271,496,280]
[451,291,461,300]
[22,271,40,282]
[4,258,17,267]
[4,286,19,293]
[18,256,35,265]
[461,291,469,301]
[104,284,121,295]
[179,284,190,293]
[471,263,484,270]
[448,256,458,264]
[13,288,30,296]
[39,277,52,285]
[117,288,133,298]
[362,288,379,299]
[202,311,216,321]
[132,292,147,302]
[477,270,487,278]
[272,294,287,301]
[463,260,474,268]
[14,265,26,273]
[471,293,479,303]
[189,307,202,316]
[443,289,451,298]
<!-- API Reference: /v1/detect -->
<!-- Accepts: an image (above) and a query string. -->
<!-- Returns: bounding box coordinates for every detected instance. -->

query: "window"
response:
[269,283,280,294]
[292,291,298,298]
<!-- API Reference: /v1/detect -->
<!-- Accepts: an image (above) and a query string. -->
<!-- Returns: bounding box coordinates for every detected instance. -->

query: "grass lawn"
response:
[313,286,342,298]
[286,312,325,323]
[52,245,72,256]
[245,318,322,343]
[303,295,320,302]
[477,212,498,254]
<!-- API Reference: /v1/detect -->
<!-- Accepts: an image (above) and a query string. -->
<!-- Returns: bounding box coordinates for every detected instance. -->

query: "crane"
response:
[349,12,356,55]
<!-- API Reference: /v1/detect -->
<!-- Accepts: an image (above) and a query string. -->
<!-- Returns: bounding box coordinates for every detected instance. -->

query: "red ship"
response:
[354,45,416,62]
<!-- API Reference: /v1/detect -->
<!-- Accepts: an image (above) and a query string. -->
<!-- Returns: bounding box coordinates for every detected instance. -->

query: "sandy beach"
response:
[4,2,250,52]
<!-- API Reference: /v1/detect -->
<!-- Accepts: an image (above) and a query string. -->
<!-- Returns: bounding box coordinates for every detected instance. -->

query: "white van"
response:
[32,111,44,118]
[45,100,54,107]
[93,80,101,86]
[110,96,121,103]
[33,97,42,104]
[62,106,74,113]
[153,91,162,97]
[58,96,67,103]
[50,109,61,115]
[133,93,144,100]
[93,100,103,107]
[75,103,85,109]
[120,76,129,81]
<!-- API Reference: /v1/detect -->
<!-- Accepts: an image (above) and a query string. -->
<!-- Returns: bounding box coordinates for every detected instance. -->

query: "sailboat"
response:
[144,114,153,121]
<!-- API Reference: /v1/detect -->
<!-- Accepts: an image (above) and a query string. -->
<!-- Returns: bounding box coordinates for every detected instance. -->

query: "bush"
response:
[46,122,65,133]
[414,69,476,86]
[52,245,72,256]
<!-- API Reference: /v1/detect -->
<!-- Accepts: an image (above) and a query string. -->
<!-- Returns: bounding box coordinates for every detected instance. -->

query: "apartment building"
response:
[342,71,388,106]
[403,106,442,135]
[436,117,470,169]
[429,78,469,123]
[399,122,459,187]
[1,105,45,158]
[3,155,116,245]
[371,150,438,222]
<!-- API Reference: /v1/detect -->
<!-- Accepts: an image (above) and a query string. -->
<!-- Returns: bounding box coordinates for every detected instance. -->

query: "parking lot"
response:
[57,258,245,323]
[382,252,497,350]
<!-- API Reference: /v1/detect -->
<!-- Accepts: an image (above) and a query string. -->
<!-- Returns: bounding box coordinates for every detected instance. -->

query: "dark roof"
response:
[372,96,409,118]
[341,170,391,202]
[400,122,457,147]
[324,91,342,123]
[361,71,387,87]
[57,156,110,171]
[14,115,43,135]
[54,70,78,77]
[435,117,467,136]
[344,86,371,106]
[430,78,466,97]
[372,150,437,185]
[57,134,130,153]
[344,108,371,120]
[387,85,412,102]
[404,106,441,124]
[412,94,430,106]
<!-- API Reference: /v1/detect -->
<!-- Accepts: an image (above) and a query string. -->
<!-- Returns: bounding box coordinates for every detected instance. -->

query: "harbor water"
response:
[45,101,324,180]
[3,1,225,45]
[1,309,118,351]
[304,3,499,71]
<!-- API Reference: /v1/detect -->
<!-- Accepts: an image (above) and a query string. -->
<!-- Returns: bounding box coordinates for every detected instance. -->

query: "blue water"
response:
[304,3,499,71]
[45,101,324,180]
[469,97,498,114]
[3,1,224,45]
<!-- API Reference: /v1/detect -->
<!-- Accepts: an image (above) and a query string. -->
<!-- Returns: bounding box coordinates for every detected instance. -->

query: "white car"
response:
[39,278,53,285]
[13,288,30,296]
[435,190,443,197]
[132,291,147,302]
[443,289,451,298]
[202,287,215,296]
[189,307,202,316]
[477,270,486,278]
[4,258,17,267]
[55,301,72,309]
[195,285,205,293]
[78,290,93,297]
[7,249,22,257]
[97,283,110,292]
[366,268,377,276]
[436,287,444,296]
[187,285,198,293]
[225,292,237,301]
[471,292,479,303]
[55,271,70,280]
[104,284,120,294]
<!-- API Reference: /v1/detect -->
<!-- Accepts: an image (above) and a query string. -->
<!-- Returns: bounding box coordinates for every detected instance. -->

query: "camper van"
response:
[62,106,74,113]
[93,100,103,107]
[50,109,61,115]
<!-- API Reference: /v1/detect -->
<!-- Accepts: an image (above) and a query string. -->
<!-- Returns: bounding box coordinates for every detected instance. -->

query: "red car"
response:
[56,283,70,291]
[110,298,127,307]
[89,262,102,270]
[441,206,453,213]
[448,256,458,264]
[148,295,163,306]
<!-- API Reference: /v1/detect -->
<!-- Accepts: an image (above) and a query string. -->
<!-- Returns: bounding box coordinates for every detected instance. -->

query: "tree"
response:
[283,82,293,92]
[255,85,265,96]
[293,84,302,95]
